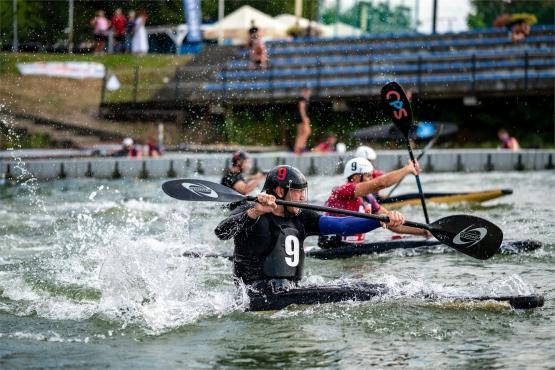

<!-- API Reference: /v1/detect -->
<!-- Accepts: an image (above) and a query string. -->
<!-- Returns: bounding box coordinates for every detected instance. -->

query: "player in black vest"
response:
[215,165,406,294]
[221,150,265,195]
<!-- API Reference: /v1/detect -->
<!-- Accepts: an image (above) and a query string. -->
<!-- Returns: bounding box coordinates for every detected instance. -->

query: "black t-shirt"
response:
[214,206,321,284]
[295,96,309,123]
[221,170,245,190]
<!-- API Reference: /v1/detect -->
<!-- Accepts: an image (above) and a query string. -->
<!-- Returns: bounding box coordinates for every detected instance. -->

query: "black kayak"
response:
[246,284,544,311]
[306,239,542,260]
[182,239,542,260]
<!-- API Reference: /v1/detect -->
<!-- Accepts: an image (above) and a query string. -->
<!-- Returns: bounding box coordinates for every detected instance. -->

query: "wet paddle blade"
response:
[380,82,414,138]
[429,215,503,260]
[162,179,247,203]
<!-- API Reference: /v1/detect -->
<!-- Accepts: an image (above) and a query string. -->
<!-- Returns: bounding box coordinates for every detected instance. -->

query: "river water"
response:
[0,171,553,369]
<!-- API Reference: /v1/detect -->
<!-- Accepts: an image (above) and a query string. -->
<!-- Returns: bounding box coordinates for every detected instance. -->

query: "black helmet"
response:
[232,150,249,165]
[262,165,307,194]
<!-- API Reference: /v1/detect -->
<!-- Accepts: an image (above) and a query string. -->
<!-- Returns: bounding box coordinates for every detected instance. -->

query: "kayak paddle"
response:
[387,124,444,197]
[381,82,430,223]
[162,179,503,260]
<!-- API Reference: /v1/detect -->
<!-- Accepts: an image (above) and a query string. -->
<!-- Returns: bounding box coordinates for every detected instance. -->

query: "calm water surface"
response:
[0,171,554,369]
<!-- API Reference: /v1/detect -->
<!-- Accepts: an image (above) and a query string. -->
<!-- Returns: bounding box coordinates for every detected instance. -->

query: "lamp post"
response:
[68,0,74,52]
[432,0,438,34]
[217,0,224,45]
[12,0,18,52]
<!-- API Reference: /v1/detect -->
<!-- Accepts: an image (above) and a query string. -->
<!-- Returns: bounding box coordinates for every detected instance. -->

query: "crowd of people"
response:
[90,8,149,55]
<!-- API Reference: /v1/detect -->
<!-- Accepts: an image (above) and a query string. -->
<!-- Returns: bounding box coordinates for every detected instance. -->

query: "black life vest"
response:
[262,216,305,280]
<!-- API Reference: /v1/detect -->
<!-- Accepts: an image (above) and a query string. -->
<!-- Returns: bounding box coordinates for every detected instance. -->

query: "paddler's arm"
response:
[233,179,261,195]
[378,207,432,237]
[215,194,277,240]
[214,206,258,240]
[354,160,420,197]
[317,212,405,236]
[318,216,380,236]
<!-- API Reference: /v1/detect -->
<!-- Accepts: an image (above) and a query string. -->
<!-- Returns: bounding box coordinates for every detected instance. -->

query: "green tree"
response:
[467,0,555,29]
[0,0,321,48]
[321,1,414,34]
[0,0,65,48]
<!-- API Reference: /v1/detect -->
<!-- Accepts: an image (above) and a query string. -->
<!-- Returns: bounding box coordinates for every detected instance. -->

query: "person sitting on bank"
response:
[498,129,520,150]
[214,165,406,294]
[146,138,162,157]
[312,133,337,153]
[111,137,141,158]
[221,150,265,195]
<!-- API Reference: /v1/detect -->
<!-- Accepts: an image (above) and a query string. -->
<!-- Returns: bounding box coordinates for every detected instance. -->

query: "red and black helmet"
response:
[262,165,307,194]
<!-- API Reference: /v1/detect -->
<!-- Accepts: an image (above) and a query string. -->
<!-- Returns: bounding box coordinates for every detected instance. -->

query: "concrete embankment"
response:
[1,149,554,181]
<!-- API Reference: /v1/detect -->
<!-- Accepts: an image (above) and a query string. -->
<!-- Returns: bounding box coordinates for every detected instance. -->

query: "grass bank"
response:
[0,52,192,104]
[0,52,191,148]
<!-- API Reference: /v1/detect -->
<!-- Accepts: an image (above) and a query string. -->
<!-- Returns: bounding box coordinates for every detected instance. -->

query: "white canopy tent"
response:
[274,14,326,34]
[320,22,364,37]
[203,5,289,45]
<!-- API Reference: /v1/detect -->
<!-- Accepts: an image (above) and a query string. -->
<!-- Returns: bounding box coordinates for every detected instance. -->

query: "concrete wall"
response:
[0,150,554,181]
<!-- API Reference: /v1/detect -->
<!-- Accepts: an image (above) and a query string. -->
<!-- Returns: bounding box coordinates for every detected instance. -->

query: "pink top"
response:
[324,182,382,243]
[94,17,109,35]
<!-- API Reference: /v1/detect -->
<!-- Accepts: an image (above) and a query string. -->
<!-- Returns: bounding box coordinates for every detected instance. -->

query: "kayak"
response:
[245,284,544,311]
[182,239,542,260]
[378,189,513,208]
[306,239,542,259]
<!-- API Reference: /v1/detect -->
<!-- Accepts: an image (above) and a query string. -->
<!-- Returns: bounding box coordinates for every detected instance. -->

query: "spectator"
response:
[132,9,149,55]
[90,10,110,55]
[125,10,136,53]
[248,19,258,48]
[493,13,534,43]
[220,150,265,195]
[293,86,312,155]
[111,8,127,53]
[146,138,162,157]
[498,129,520,150]
[312,133,338,153]
[111,137,142,158]
[249,31,268,70]
[510,20,531,43]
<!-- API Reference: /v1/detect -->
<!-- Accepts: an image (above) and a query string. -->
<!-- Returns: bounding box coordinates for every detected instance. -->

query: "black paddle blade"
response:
[429,215,503,260]
[381,82,414,138]
[162,179,246,203]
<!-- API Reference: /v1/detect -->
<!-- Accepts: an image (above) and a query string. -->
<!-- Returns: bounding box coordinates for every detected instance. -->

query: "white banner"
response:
[16,62,106,79]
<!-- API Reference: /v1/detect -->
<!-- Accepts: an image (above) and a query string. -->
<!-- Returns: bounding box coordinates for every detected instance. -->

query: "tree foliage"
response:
[321,1,414,34]
[467,0,555,29]
[0,0,321,48]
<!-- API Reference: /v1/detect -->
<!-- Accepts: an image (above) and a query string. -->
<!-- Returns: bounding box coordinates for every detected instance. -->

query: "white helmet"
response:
[122,137,134,147]
[336,142,347,154]
[355,146,377,161]
[343,157,374,179]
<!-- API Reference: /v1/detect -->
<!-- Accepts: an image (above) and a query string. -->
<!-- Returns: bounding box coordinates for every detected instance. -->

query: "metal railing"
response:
[101,50,552,105]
